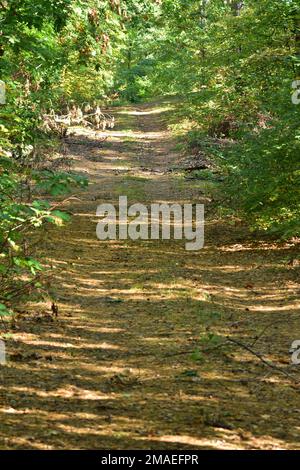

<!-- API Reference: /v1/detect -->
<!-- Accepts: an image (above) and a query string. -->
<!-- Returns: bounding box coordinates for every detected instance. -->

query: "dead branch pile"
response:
[41,104,115,137]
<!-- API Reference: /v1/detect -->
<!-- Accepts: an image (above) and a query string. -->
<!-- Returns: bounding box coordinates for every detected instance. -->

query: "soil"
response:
[1,100,300,450]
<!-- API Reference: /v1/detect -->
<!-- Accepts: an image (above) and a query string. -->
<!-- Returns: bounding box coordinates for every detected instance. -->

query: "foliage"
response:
[0,0,123,310]
[113,0,300,237]
[0,0,299,314]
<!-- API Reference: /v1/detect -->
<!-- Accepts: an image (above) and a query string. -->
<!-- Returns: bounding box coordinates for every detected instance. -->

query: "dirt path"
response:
[1,101,300,450]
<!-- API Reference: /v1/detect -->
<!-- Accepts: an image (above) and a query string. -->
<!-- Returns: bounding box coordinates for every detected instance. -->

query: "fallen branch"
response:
[50,195,82,211]
[42,106,115,135]
[226,336,298,383]
[250,315,300,348]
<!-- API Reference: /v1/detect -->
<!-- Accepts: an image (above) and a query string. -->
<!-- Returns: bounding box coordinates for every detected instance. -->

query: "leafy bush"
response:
[0,0,126,315]
[114,0,300,238]
[224,119,300,237]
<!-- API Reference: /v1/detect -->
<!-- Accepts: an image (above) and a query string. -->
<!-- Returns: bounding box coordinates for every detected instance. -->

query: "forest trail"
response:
[1,100,300,450]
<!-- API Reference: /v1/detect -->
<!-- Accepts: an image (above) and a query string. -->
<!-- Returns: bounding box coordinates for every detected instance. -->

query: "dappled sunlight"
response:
[219,241,298,253]
[250,304,300,312]
[20,338,125,351]
[88,128,168,142]
[2,100,299,450]
[139,434,246,450]
[1,0,299,451]
[118,106,172,116]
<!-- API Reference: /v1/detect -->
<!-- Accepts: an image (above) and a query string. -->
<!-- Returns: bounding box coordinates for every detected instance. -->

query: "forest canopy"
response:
[0,0,300,452]
[0,0,299,313]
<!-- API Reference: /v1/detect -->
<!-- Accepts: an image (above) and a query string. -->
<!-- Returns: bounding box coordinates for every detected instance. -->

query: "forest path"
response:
[1,100,300,450]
